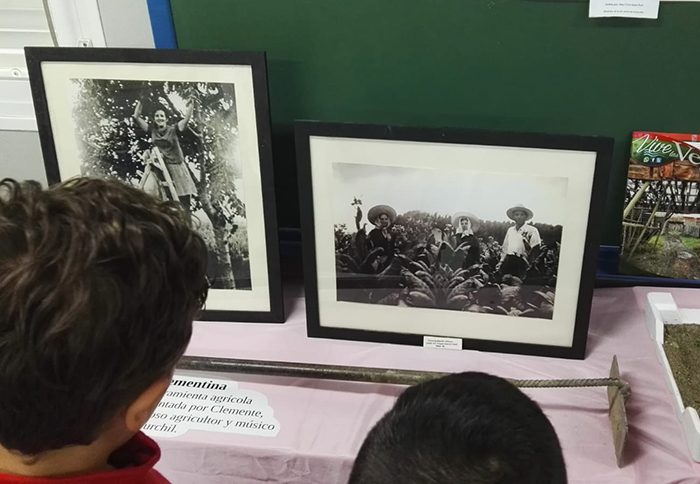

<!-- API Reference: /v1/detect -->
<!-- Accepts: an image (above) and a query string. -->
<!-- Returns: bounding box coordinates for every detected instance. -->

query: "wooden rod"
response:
[623,181,651,219]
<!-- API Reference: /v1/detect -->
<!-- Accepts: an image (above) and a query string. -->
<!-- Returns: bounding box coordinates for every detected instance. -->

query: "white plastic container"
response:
[645,292,700,462]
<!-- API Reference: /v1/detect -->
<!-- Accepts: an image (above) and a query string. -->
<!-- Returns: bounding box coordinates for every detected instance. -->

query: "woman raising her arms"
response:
[133,98,198,208]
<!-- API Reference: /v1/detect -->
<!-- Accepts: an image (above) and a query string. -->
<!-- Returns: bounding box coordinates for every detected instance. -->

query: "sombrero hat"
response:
[507,204,534,221]
[452,212,481,232]
[367,205,397,225]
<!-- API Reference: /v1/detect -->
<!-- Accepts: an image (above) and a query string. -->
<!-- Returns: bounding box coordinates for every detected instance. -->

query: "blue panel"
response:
[147,0,178,49]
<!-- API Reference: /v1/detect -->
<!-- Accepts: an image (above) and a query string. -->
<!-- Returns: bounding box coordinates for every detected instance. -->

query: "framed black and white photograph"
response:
[26,47,283,323]
[297,122,612,358]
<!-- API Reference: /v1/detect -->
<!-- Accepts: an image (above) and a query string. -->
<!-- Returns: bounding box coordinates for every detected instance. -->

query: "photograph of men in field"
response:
[333,163,567,320]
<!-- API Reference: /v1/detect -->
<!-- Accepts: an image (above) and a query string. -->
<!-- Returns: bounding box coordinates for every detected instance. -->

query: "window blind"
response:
[0,0,54,78]
[0,0,54,128]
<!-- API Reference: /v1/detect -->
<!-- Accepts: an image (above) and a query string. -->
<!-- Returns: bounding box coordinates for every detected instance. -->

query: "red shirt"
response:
[0,433,169,484]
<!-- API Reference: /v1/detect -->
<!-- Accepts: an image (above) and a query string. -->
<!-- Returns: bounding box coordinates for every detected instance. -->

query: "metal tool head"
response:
[608,356,629,468]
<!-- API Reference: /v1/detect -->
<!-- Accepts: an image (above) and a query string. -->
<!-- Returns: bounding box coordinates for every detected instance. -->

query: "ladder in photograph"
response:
[139,147,179,202]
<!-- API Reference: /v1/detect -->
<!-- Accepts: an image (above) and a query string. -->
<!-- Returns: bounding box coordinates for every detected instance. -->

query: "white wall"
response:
[0,131,47,184]
[0,0,155,185]
[97,0,155,48]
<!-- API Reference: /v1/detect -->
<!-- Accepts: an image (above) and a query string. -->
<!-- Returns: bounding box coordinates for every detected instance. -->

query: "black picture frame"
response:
[25,47,284,323]
[296,121,613,359]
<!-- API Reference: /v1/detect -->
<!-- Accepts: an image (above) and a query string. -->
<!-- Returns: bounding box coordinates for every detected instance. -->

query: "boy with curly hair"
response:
[0,178,208,483]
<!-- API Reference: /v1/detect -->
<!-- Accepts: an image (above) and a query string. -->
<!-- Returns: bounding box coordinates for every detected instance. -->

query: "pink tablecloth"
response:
[154,287,700,484]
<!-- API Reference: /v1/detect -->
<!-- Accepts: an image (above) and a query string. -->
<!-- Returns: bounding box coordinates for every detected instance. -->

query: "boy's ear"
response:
[124,377,171,433]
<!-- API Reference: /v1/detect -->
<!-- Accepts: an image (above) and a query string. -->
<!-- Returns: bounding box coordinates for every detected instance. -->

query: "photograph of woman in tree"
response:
[333,163,564,320]
[69,78,251,291]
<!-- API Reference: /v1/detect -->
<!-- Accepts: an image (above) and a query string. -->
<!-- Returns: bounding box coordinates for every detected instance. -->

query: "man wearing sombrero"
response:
[499,204,542,281]
[366,204,397,254]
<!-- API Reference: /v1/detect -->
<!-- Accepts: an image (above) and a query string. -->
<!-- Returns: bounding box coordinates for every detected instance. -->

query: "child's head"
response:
[349,372,567,484]
[0,178,208,456]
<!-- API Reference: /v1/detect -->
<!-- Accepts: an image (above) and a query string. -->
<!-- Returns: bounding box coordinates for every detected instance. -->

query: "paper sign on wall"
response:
[589,0,660,18]
[142,375,280,438]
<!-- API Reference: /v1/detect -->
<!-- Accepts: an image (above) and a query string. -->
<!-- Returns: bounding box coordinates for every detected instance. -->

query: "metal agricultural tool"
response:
[177,355,630,467]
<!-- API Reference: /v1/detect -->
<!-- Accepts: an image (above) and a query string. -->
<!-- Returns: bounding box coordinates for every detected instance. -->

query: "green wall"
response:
[171,0,700,245]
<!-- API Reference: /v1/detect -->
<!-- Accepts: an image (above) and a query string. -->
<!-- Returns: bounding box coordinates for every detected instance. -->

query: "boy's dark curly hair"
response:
[349,372,567,484]
[0,177,209,455]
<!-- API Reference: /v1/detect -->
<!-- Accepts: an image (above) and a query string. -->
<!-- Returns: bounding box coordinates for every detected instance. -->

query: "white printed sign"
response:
[589,0,660,18]
[142,375,279,438]
[423,336,462,350]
